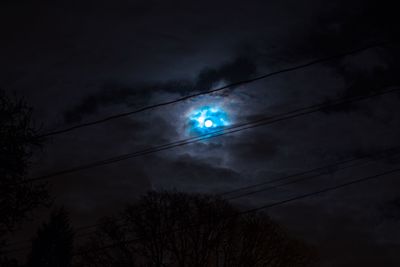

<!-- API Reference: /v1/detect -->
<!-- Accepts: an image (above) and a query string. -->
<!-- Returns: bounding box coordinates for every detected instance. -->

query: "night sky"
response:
[2,0,400,265]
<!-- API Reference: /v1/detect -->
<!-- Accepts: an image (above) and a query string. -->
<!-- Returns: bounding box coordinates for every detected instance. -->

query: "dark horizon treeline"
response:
[75,191,317,267]
[7,193,319,267]
[0,88,317,266]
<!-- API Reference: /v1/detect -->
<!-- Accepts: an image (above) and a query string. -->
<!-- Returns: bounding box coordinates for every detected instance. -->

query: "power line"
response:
[5,86,398,250]
[241,166,399,214]
[72,146,399,238]
[6,145,399,253]
[38,41,392,138]
[76,165,400,255]
[3,40,397,256]
[226,151,400,200]
[220,155,374,197]
[21,86,399,185]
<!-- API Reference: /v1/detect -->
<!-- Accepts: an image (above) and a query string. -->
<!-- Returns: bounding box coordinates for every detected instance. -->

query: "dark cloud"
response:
[379,198,400,222]
[63,56,257,123]
[160,153,243,192]
[226,131,281,161]
[270,0,400,115]
[279,0,399,61]
[63,83,154,123]
[2,0,400,265]
[195,57,257,90]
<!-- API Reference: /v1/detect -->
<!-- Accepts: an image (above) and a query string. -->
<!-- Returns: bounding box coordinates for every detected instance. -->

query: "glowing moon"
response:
[187,106,230,135]
[204,119,213,128]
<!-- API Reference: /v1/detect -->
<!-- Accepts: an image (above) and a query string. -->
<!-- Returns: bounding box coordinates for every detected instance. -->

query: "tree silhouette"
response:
[0,89,49,256]
[0,256,20,267]
[77,191,317,267]
[28,207,74,267]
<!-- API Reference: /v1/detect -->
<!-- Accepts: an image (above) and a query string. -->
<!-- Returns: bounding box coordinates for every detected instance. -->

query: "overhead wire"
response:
[5,85,398,252]
[75,164,400,255]
[5,145,399,254]
[20,86,400,185]
[37,41,392,138]
[5,40,398,254]
[226,150,400,200]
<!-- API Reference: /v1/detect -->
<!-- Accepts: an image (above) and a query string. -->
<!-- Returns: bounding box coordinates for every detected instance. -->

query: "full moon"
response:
[187,105,230,135]
[204,119,213,128]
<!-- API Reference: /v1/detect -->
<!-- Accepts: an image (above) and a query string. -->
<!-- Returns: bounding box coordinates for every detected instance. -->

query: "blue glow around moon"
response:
[187,106,230,135]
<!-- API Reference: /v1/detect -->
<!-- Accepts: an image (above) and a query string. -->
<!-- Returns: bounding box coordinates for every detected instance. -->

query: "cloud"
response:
[147,153,244,193]
[63,56,257,123]
[379,198,400,222]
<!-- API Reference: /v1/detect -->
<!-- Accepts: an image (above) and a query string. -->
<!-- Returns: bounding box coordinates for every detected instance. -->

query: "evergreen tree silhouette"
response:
[28,207,74,267]
[0,89,49,256]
